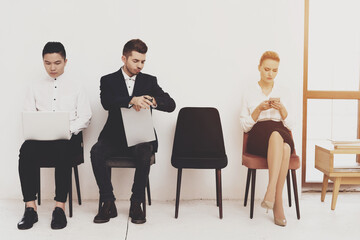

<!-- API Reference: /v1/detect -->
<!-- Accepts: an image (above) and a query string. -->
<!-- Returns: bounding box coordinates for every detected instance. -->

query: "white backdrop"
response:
[0,0,304,201]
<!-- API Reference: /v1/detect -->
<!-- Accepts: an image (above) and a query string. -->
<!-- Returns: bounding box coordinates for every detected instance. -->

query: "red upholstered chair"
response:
[242,132,300,219]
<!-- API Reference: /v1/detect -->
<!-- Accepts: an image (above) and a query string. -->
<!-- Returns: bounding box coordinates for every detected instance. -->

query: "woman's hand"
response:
[251,101,271,121]
[270,100,288,120]
[258,100,272,111]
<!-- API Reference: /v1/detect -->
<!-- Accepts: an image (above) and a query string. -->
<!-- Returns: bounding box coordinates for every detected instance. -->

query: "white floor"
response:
[2,192,360,240]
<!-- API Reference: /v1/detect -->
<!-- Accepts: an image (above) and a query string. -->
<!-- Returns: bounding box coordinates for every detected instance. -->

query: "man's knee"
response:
[133,143,153,164]
[19,141,35,160]
[19,141,31,154]
[90,142,104,164]
[134,143,153,154]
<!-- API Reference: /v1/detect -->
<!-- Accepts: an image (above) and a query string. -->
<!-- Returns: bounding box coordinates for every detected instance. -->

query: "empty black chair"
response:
[171,107,228,219]
[97,155,155,217]
[38,132,84,218]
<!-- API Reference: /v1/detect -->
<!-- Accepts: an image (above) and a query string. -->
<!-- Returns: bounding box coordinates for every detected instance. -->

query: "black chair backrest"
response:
[172,107,226,159]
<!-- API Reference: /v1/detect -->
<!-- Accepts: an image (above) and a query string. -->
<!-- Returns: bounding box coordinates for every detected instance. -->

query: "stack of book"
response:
[329,139,360,149]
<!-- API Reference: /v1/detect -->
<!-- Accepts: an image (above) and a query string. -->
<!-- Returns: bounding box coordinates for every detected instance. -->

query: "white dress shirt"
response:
[240,81,293,133]
[122,67,136,96]
[121,67,157,108]
[23,73,92,135]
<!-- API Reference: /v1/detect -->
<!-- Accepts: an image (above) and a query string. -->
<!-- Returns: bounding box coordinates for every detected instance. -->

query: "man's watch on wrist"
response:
[145,96,153,102]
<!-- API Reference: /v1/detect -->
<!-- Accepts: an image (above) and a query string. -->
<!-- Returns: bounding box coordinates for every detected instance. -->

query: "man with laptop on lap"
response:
[17,42,92,230]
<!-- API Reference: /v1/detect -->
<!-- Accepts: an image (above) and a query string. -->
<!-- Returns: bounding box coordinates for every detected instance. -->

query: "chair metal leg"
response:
[146,177,151,206]
[69,170,73,218]
[250,169,256,219]
[38,169,41,206]
[216,169,219,207]
[291,170,300,219]
[73,166,82,205]
[144,173,150,216]
[108,167,112,179]
[244,168,251,207]
[286,170,292,207]
[216,169,223,219]
[175,168,182,218]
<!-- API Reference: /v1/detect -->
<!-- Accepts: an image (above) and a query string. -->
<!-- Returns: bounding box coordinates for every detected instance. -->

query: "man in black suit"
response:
[91,39,175,224]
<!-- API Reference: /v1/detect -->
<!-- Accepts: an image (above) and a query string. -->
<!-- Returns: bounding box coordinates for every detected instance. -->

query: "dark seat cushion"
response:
[172,156,227,169]
[106,154,155,168]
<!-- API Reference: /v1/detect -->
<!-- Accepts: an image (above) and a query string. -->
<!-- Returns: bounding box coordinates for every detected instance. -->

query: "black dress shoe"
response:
[94,201,117,223]
[17,207,38,230]
[51,207,67,230]
[129,202,146,224]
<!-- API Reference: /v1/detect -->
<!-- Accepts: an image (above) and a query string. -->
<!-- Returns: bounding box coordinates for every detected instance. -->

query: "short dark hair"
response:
[123,39,148,58]
[42,42,66,59]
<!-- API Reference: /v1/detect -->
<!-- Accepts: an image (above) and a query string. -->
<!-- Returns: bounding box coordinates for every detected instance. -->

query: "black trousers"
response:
[18,134,80,203]
[90,140,153,203]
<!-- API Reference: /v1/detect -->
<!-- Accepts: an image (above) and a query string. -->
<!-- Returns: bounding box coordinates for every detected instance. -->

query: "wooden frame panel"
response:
[302,0,360,187]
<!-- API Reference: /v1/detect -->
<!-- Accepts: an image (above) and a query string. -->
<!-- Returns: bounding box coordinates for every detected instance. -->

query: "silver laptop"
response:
[22,111,71,140]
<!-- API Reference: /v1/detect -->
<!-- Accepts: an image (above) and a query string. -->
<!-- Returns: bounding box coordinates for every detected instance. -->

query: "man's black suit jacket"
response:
[98,69,176,152]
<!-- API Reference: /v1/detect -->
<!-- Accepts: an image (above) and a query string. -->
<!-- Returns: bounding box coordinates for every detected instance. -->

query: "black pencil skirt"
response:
[247,120,294,158]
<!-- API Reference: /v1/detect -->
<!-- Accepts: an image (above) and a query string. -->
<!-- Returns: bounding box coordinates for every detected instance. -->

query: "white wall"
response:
[0,0,304,201]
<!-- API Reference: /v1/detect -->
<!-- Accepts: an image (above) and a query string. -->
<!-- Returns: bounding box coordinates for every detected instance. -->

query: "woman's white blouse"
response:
[240,82,293,133]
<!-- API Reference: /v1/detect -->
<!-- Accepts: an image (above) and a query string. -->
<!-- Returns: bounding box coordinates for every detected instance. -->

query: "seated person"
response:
[240,51,294,227]
[91,39,175,225]
[17,42,92,230]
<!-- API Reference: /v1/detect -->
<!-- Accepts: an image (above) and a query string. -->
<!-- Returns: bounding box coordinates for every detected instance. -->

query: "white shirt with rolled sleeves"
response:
[23,73,92,135]
[240,81,294,133]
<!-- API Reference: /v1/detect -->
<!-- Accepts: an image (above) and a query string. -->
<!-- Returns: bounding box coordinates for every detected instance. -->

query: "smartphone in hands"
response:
[269,97,280,104]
